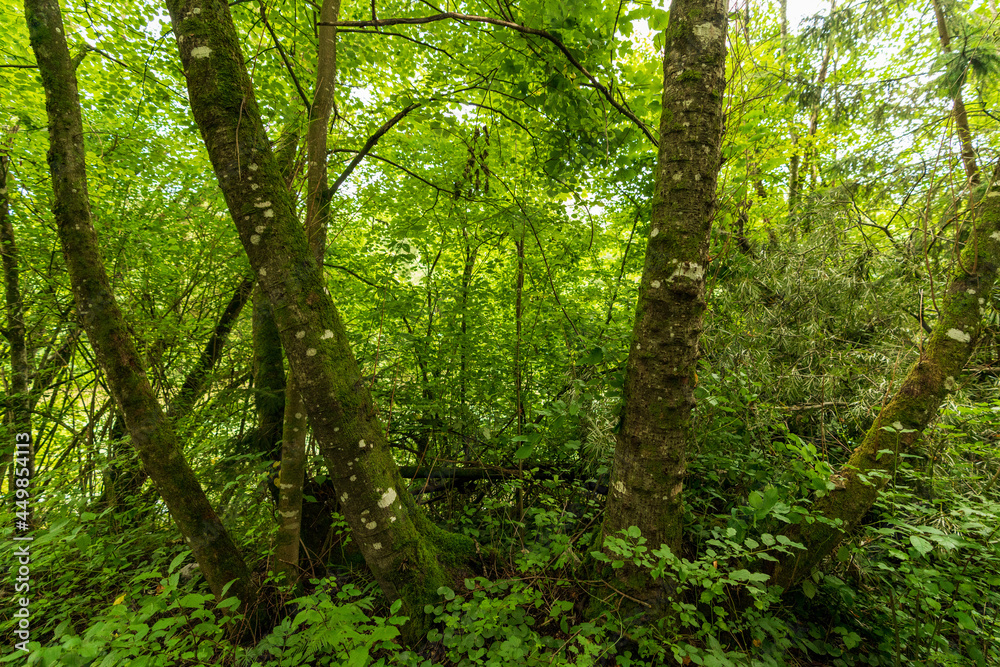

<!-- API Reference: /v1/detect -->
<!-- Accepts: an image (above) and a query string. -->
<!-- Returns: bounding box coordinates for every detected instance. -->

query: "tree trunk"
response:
[163,0,474,637]
[1,147,33,492]
[600,0,729,605]
[24,0,255,607]
[458,229,478,460]
[97,273,255,510]
[932,0,980,186]
[770,164,1000,589]
[274,0,340,584]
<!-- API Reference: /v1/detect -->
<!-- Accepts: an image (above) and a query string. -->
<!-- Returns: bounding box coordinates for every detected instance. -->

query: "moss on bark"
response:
[25,0,255,608]
[771,170,1000,589]
[164,0,469,639]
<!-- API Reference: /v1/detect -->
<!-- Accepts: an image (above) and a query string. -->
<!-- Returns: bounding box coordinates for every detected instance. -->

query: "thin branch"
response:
[260,3,311,110]
[321,12,656,146]
[328,149,448,194]
[336,28,455,58]
[328,103,421,196]
[324,263,385,288]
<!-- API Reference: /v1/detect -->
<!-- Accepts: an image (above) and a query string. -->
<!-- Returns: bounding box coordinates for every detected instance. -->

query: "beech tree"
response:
[600,0,729,606]
[162,0,476,635]
[23,0,256,607]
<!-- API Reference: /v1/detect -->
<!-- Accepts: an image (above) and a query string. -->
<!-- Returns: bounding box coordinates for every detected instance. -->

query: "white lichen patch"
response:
[613,480,626,495]
[693,22,721,45]
[295,413,302,419]
[673,172,682,181]
[366,521,377,530]
[279,483,293,489]
[946,328,971,343]
[191,46,212,59]
[296,330,305,339]
[279,510,299,518]
[378,488,397,508]
[967,288,976,295]
[248,163,259,171]
[651,280,661,289]
[651,227,660,237]
[990,230,1000,241]
[340,492,348,503]
[944,376,958,391]
[250,235,260,245]
[259,268,267,276]
[358,440,366,448]
[254,201,271,208]
[322,330,334,339]
[263,209,274,218]
[373,542,382,550]
[251,184,259,190]
[255,225,265,233]
[306,348,317,356]
[390,516,397,522]
[670,262,705,282]
[350,475,356,482]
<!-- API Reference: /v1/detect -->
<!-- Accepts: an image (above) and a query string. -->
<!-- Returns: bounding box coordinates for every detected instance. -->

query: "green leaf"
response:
[801,580,817,599]
[168,551,190,574]
[909,535,932,556]
[953,611,976,631]
[580,346,604,365]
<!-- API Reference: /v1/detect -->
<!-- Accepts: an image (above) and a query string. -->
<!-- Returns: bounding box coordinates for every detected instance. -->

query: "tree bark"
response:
[24,0,255,607]
[599,0,729,604]
[274,0,340,584]
[770,164,1000,589]
[163,0,473,636]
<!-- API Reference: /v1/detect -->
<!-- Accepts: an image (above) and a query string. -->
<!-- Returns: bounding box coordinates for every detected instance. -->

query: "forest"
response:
[2,0,1000,663]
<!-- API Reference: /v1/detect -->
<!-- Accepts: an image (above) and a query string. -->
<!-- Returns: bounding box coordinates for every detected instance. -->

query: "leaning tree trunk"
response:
[24,0,255,607]
[599,0,728,605]
[1,149,33,490]
[771,164,1000,589]
[163,0,474,638]
[932,0,980,187]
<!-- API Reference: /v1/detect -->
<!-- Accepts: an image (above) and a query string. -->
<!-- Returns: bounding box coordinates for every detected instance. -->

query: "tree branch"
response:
[328,103,421,197]
[320,13,657,146]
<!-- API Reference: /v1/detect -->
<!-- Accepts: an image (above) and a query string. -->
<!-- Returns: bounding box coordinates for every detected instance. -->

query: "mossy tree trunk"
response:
[599,0,728,605]
[97,272,255,511]
[24,0,255,606]
[164,0,471,636]
[771,164,1000,589]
